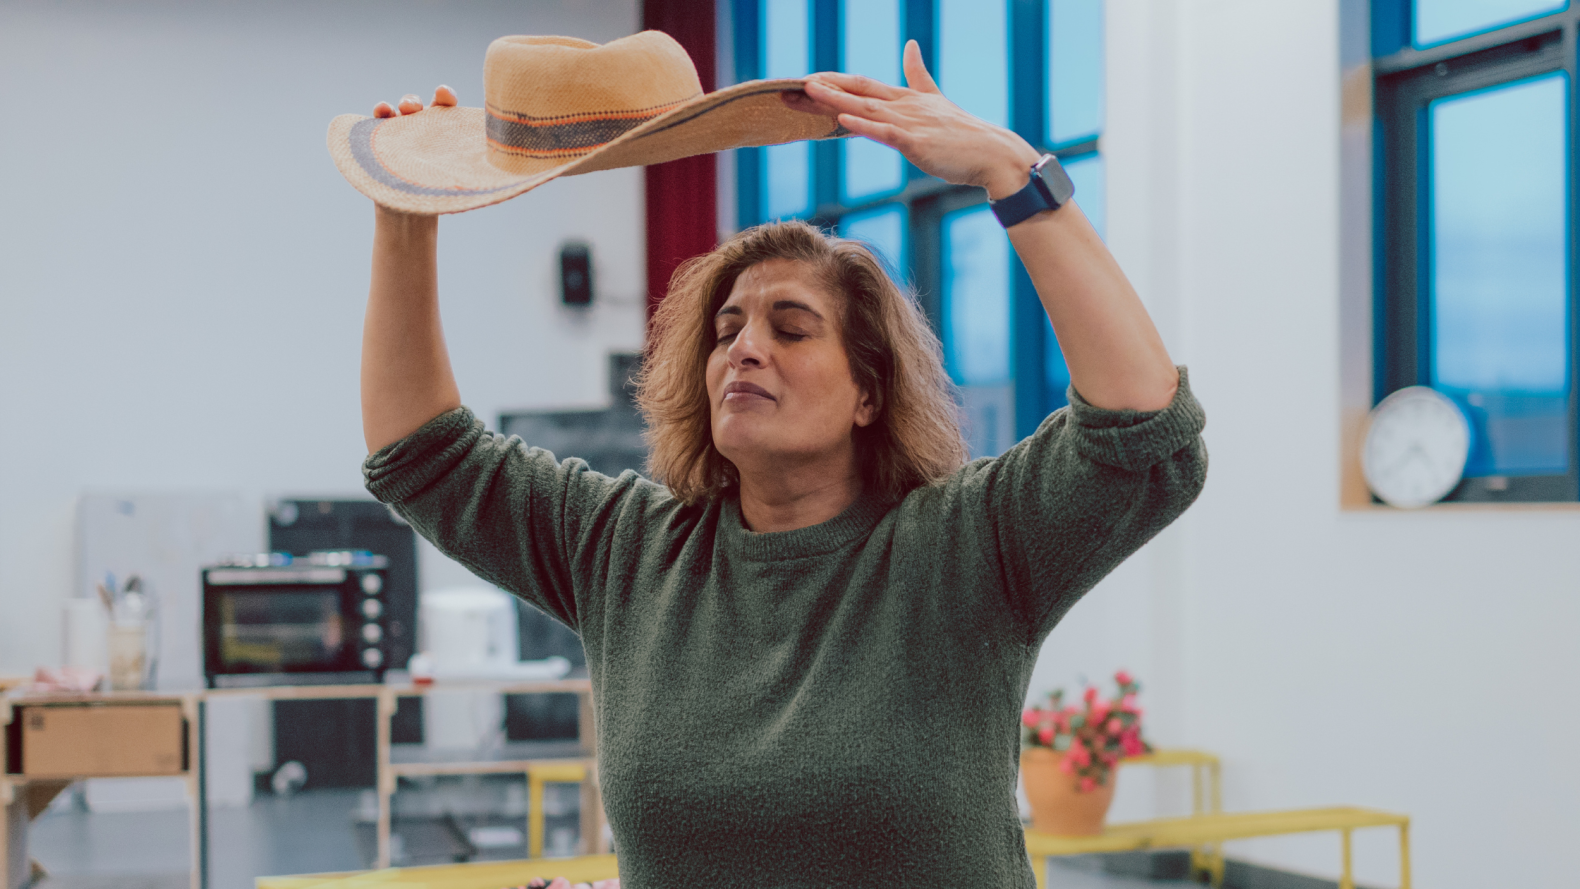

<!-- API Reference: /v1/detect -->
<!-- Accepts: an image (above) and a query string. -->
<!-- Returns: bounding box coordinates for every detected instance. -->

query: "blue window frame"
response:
[1374,1,1580,500]
[733,0,1104,458]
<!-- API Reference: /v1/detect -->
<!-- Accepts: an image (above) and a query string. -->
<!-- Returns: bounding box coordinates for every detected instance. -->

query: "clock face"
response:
[1362,386,1471,508]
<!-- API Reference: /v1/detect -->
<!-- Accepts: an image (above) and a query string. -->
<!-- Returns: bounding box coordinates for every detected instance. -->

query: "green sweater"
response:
[363,370,1206,888]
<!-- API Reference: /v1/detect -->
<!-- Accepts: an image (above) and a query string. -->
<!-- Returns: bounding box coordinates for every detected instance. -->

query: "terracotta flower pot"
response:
[1020,747,1117,835]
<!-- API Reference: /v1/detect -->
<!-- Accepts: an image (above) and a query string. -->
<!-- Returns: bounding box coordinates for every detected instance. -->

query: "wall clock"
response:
[1361,386,1471,508]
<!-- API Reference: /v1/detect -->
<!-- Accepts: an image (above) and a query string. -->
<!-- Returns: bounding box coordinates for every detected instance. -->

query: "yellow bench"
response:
[1024,807,1411,889]
[258,748,1406,889]
[1023,750,1408,889]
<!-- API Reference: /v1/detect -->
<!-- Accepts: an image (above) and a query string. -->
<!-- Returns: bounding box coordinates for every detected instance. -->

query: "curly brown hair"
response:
[636,220,968,504]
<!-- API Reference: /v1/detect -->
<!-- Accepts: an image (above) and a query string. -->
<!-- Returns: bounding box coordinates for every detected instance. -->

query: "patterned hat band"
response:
[484,97,698,160]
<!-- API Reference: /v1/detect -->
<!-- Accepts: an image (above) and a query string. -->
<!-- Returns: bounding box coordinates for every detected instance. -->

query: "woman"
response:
[361,41,1204,889]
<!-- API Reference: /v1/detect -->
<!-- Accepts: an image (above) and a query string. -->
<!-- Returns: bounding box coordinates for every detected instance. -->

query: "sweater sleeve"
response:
[963,367,1207,646]
[361,406,653,634]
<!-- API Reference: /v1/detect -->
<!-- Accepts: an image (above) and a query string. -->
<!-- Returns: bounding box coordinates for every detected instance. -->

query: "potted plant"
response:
[1020,670,1150,835]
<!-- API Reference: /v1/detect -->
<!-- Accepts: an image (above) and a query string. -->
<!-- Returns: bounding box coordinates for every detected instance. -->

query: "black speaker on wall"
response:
[559,241,593,306]
[267,499,422,787]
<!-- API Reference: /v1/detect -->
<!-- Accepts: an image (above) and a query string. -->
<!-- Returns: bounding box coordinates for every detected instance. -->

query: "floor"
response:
[27,788,1199,889]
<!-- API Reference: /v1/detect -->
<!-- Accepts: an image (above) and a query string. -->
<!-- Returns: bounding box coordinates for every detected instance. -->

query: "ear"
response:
[853,386,879,428]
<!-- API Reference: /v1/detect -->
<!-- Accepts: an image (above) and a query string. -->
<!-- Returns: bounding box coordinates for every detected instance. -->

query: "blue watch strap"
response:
[990,154,1075,228]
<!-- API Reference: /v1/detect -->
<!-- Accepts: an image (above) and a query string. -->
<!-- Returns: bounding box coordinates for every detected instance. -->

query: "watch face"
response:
[1035,156,1075,206]
[1361,386,1471,508]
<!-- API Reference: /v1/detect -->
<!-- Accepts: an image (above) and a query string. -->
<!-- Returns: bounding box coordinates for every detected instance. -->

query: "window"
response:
[1374,1,1579,500]
[733,0,1105,457]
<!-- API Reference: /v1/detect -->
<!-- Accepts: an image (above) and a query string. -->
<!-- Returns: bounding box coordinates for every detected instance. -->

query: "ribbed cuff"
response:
[1065,367,1205,471]
[362,407,483,503]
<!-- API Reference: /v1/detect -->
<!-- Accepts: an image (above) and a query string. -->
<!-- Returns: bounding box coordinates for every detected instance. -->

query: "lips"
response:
[723,381,775,401]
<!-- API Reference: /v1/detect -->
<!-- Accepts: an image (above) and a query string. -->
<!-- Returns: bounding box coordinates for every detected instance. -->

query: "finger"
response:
[591,881,621,889]
[902,39,940,94]
[779,88,843,118]
[372,101,397,119]
[837,113,907,151]
[432,84,458,107]
[803,79,892,121]
[547,879,572,889]
[804,70,907,100]
[397,93,424,115]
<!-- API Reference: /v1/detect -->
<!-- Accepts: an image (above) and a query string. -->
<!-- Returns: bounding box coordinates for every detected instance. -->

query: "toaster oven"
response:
[202,551,390,687]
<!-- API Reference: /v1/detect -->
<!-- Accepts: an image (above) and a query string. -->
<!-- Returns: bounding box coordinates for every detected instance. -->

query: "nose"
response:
[727,318,768,370]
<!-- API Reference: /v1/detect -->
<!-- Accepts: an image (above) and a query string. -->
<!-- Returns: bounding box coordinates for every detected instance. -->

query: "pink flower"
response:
[1079,777,1097,793]
[1068,744,1091,767]
[1059,755,1076,775]
[1083,687,1098,705]
[1115,670,1133,687]
[1119,694,1139,713]
[1022,710,1040,728]
[1106,718,1122,735]
[1090,702,1109,724]
[1037,725,1054,746]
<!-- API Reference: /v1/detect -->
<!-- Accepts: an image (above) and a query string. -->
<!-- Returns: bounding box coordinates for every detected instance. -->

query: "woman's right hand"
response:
[372,85,457,119]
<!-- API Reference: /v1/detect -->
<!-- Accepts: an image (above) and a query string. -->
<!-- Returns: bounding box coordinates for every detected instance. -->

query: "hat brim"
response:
[327,78,848,215]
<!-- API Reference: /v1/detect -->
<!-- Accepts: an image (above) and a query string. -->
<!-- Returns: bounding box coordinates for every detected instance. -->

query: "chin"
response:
[713,417,777,463]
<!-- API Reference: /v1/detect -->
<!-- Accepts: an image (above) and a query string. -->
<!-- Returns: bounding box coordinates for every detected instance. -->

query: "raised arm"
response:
[794,43,1178,412]
[361,88,464,453]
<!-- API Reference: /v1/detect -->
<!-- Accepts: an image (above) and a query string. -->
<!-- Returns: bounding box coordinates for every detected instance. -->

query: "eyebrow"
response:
[713,300,827,321]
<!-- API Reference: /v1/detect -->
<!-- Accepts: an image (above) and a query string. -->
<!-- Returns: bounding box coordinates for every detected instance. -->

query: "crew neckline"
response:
[722,492,893,562]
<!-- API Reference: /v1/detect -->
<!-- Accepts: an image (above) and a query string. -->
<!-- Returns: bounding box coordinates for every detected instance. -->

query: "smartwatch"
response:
[988,153,1075,228]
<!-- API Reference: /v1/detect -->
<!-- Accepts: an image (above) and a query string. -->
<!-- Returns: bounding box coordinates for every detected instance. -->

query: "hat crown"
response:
[483,31,704,171]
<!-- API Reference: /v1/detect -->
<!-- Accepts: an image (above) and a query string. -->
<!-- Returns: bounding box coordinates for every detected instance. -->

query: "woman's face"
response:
[705,259,876,476]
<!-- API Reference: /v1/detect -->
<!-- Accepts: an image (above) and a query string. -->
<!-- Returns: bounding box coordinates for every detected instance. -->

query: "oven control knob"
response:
[362,648,384,668]
[361,574,383,595]
[361,623,383,644]
[361,598,384,619]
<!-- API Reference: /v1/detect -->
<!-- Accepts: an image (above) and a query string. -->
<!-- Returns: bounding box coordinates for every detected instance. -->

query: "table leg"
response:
[1399,822,1412,889]
[376,691,394,869]
[528,768,545,859]
[1340,828,1354,889]
[2,781,20,889]
[194,697,208,889]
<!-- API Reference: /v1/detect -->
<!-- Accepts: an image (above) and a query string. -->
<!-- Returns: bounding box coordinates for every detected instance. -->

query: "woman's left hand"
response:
[783,40,1041,200]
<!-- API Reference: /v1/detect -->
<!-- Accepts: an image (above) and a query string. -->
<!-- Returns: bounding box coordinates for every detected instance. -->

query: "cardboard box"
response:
[16,703,186,777]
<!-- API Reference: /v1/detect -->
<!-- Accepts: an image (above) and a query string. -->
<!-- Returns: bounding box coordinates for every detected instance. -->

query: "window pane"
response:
[765,0,810,79]
[1049,0,1103,146]
[1430,72,1570,477]
[843,0,906,200]
[765,143,812,218]
[939,0,1008,128]
[944,204,1013,457]
[839,204,908,278]
[764,0,812,218]
[1413,0,1567,47]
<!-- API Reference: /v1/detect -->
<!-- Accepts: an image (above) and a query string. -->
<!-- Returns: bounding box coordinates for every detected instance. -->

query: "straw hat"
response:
[327,30,846,215]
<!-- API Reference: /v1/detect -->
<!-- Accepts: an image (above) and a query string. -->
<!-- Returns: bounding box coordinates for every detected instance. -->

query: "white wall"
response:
[1046,2,1580,887]
[0,0,647,675]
